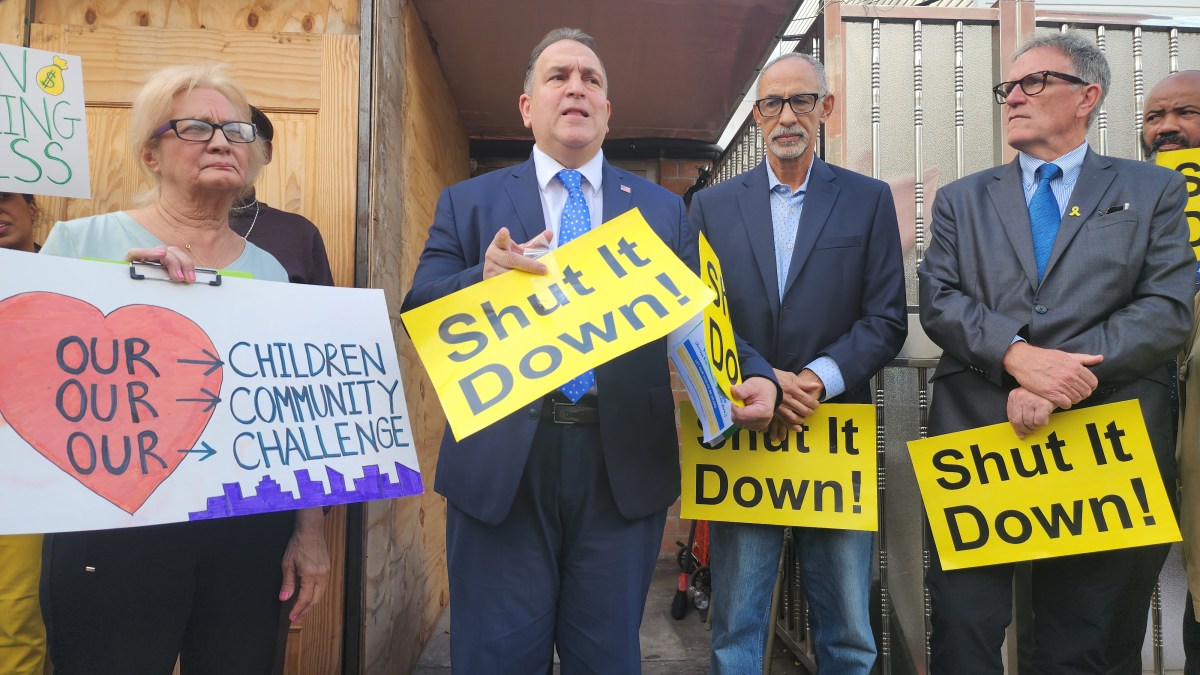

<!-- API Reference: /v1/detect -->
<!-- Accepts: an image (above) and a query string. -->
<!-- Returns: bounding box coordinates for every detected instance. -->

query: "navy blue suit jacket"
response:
[690,157,907,403]
[402,157,774,524]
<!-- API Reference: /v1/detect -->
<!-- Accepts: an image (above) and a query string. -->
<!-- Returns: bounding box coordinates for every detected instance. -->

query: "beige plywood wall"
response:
[0,0,28,44]
[34,0,359,34]
[360,0,468,671]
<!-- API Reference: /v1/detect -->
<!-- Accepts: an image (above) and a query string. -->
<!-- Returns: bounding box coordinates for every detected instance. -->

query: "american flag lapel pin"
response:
[620,184,632,193]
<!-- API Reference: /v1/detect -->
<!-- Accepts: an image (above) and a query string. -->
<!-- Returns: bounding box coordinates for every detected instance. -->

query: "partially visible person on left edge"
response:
[230,106,335,286]
[0,191,47,675]
[0,192,39,254]
[1148,69,1200,675]
[38,63,329,675]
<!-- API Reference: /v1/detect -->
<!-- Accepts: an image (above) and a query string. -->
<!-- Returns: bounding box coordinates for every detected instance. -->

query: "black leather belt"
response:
[542,393,599,424]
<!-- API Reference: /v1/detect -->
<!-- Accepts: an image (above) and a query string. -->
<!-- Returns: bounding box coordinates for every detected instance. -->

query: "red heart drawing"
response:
[0,292,221,514]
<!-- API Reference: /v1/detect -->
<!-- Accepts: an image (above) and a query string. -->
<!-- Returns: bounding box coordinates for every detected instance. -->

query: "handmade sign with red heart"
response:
[0,292,222,514]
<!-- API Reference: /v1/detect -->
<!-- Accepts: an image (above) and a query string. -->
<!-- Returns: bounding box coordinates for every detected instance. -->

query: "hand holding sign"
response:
[729,378,775,432]
[484,227,551,278]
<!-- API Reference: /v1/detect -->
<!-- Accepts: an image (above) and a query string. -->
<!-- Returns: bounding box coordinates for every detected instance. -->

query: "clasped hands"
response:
[767,368,825,442]
[1002,341,1103,438]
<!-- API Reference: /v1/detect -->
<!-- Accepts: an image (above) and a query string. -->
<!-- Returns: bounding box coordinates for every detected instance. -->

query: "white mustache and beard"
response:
[767,124,809,160]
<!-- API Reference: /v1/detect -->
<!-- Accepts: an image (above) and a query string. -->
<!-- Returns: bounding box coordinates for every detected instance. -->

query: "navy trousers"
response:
[446,419,666,674]
[929,540,1169,674]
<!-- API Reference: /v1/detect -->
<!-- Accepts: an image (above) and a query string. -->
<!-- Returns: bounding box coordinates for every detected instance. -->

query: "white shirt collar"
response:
[532,145,605,194]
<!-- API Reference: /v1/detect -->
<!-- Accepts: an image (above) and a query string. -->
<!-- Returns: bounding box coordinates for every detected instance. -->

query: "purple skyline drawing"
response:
[189,462,424,520]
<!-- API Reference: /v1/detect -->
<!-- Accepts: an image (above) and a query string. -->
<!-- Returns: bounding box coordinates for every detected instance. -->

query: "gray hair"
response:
[758,52,828,98]
[1014,31,1110,126]
[523,28,607,95]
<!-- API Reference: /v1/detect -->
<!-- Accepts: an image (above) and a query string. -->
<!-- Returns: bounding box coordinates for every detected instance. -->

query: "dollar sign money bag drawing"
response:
[36,56,68,96]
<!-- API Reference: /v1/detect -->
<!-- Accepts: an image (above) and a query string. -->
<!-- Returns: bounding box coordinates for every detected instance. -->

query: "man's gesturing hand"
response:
[483,227,553,279]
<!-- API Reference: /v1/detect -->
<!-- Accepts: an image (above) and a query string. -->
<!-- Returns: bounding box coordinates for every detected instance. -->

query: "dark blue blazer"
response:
[690,157,907,403]
[402,157,774,524]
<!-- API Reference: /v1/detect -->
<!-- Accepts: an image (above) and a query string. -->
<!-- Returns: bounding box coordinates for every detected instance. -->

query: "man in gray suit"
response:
[919,31,1194,673]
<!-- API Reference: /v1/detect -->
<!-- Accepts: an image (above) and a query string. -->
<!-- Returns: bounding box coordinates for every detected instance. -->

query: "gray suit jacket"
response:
[918,149,1194,476]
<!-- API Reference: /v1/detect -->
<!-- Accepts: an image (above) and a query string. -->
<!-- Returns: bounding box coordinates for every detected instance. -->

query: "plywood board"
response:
[29,24,324,109]
[34,0,359,34]
[0,0,28,45]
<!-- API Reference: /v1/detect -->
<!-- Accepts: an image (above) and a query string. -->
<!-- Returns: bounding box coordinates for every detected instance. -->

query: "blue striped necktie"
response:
[1029,162,1063,282]
[556,169,594,403]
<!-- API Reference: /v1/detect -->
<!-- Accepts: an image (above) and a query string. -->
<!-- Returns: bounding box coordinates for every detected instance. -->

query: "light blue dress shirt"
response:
[765,159,845,400]
[1018,141,1088,216]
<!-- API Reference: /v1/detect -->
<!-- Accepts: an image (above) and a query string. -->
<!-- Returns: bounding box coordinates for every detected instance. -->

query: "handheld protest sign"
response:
[698,231,743,405]
[402,209,714,440]
[1157,147,1200,259]
[0,250,421,534]
[908,400,1179,570]
[680,402,877,531]
[0,45,91,198]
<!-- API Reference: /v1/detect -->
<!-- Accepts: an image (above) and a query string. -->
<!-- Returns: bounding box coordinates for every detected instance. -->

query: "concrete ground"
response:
[413,556,809,674]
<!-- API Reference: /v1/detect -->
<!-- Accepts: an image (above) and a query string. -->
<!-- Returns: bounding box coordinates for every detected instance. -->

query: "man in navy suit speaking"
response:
[401,28,779,674]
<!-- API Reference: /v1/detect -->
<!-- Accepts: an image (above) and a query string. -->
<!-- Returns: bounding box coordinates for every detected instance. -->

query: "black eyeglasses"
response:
[992,70,1089,104]
[152,118,257,143]
[754,93,822,117]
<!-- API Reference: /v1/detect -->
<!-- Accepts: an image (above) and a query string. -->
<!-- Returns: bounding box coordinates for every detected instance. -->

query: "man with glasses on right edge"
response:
[1143,69,1200,674]
[919,31,1194,673]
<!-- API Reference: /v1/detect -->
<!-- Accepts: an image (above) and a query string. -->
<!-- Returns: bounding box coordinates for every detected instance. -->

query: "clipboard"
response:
[129,260,222,286]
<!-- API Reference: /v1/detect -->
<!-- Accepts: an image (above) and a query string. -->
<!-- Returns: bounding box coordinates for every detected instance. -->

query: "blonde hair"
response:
[129,63,265,204]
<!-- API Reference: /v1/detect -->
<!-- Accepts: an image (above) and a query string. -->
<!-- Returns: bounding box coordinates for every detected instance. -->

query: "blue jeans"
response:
[709,522,875,674]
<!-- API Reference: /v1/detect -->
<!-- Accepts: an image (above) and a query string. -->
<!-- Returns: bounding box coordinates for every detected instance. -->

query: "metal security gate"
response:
[712,2,1200,672]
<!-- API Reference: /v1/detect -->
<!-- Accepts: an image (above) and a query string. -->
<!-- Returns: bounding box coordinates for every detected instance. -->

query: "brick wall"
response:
[657,158,711,199]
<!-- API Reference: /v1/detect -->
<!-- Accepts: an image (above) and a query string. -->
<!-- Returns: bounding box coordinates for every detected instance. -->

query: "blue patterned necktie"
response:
[1029,162,1063,282]
[556,169,594,403]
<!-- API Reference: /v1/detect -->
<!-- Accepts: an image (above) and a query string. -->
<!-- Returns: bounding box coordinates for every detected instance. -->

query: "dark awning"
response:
[412,0,803,143]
